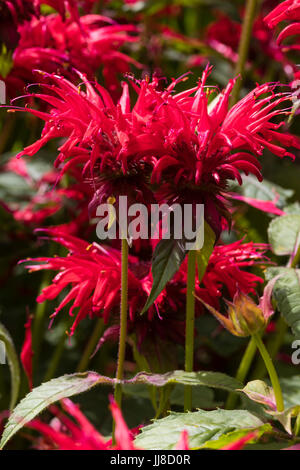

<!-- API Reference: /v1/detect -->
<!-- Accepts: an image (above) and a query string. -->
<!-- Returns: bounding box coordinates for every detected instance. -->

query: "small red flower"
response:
[28,398,140,450]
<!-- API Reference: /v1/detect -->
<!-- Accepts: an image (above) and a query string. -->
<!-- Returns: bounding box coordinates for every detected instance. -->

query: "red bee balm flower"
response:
[22,229,154,335]
[22,231,268,337]
[12,68,300,235]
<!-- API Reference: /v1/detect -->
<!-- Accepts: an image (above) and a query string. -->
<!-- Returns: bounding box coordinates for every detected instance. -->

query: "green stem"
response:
[77,318,104,372]
[226,336,257,409]
[251,317,287,380]
[184,250,196,412]
[252,333,284,412]
[229,0,259,107]
[113,238,129,440]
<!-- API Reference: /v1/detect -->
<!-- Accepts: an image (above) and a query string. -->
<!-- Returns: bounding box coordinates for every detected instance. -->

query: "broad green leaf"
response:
[135,409,264,450]
[0,322,21,411]
[0,372,106,449]
[0,369,241,448]
[268,215,300,256]
[196,221,215,282]
[141,238,186,314]
[265,267,300,338]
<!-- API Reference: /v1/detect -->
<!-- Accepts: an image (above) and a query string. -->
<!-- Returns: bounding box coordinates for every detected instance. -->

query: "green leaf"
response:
[265,267,300,338]
[268,215,300,256]
[0,322,21,411]
[170,384,216,409]
[268,406,300,435]
[242,376,300,411]
[0,369,241,448]
[129,370,242,391]
[141,238,186,314]
[135,409,265,450]
[0,172,33,203]
[196,221,215,282]
[241,380,276,410]
[0,372,105,449]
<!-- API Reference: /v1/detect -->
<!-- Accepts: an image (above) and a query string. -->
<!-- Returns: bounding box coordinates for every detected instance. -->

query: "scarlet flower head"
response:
[22,229,155,335]
[265,0,300,50]
[12,68,300,235]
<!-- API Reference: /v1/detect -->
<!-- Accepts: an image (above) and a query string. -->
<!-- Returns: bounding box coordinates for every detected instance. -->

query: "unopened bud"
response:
[195,291,266,337]
[227,293,266,337]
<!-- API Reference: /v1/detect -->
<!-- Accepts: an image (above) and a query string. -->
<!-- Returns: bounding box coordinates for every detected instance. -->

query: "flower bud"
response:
[195,291,266,337]
[227,292,267,337]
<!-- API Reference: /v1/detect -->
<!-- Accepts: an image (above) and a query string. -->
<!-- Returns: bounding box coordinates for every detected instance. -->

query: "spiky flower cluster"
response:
[12,66,300,233]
